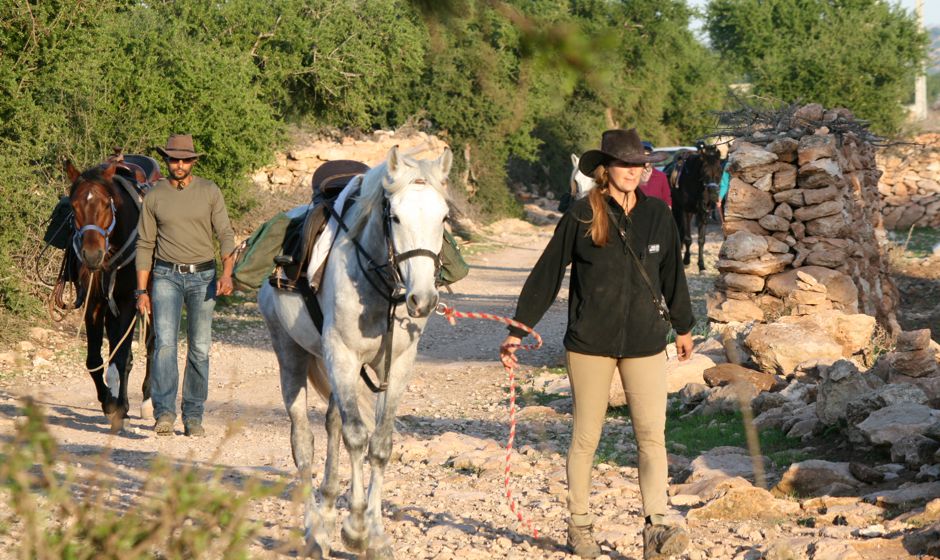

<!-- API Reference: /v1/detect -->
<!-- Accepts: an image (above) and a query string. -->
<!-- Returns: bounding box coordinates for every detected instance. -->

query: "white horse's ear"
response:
[571,153,579,166]
[438,148,453,177]
[387,145,400,174]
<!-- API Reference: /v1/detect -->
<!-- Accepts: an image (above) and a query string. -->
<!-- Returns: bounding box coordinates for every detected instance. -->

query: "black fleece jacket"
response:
[509,190,694,358]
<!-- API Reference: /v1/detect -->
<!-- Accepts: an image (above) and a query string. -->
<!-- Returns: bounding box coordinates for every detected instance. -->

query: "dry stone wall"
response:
[708,103,900,332]
[250,130,448,193]
[877,133,940,231]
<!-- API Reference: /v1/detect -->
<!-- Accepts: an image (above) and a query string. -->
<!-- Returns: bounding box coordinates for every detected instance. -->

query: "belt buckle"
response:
[174,263,195,274]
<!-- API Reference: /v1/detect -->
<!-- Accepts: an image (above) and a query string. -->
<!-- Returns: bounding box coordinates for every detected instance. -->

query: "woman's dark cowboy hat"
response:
[578,128,667,175]
[155,134,205,160]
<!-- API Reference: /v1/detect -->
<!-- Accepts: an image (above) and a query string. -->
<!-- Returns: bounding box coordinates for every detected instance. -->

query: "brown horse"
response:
[64,158,155,433]
[668,145,722,271]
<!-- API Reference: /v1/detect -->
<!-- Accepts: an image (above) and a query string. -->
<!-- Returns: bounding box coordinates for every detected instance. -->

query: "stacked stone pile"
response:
[708,103,899,332]
[876,133,940,230]
[249,129,447,193]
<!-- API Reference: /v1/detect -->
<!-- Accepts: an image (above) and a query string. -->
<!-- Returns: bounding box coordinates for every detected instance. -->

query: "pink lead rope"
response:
[436,303,543,539]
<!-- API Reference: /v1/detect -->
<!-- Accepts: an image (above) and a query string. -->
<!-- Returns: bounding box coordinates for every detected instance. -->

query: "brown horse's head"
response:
[66,160,118,271]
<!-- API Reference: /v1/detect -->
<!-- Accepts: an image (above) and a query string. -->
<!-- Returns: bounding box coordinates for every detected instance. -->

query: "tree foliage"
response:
[705,0,928,134]
[0,0,732,328]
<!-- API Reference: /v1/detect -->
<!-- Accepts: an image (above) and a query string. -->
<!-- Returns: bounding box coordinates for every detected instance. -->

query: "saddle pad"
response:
[306,175,361,286]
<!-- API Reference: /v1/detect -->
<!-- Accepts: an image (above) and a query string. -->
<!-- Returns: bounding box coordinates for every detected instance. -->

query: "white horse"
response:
[258,147,452,559]
[570,153,596,200]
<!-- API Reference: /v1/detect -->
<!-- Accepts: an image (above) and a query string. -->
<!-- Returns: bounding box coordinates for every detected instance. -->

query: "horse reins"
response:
[436,303,543,539]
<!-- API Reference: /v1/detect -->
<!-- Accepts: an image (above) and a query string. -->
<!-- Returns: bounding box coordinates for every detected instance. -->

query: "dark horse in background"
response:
[667,145,723,272]
[59,154,158,432]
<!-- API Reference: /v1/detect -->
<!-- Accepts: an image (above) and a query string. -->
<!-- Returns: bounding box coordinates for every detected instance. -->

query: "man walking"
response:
[135,134,235,437]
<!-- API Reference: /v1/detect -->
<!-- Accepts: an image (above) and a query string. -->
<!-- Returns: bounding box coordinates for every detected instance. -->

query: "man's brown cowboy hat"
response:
[155,134,205,160]
[311,160,369,194]
[578,128,667,175]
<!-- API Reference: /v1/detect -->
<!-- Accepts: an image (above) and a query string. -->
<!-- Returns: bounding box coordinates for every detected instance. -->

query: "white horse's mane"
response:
[347,153,451,238]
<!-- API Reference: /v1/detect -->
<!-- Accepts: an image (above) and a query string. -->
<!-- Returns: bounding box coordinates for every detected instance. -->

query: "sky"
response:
[686,0,940,38]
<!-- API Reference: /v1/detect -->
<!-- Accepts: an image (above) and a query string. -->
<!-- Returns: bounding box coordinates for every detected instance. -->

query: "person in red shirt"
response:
[639,141,672,208]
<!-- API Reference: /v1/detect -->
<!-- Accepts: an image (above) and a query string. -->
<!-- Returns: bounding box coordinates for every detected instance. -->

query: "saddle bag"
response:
[232,211,306,289]
[438,230,469,286]
[43,196,74,250]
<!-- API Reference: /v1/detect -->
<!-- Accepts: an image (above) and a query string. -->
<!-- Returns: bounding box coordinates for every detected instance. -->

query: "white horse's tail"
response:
[306,360,376,432]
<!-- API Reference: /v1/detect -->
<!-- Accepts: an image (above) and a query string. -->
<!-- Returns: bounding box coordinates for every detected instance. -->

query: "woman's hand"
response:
[675,332,694,361]
[499,335,522,368]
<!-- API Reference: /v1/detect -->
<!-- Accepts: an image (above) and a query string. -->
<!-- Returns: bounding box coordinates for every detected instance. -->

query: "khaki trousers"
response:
[565,351,667,523]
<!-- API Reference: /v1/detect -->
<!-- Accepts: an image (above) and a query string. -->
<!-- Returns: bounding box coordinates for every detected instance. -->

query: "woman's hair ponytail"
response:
[588,165,610,246]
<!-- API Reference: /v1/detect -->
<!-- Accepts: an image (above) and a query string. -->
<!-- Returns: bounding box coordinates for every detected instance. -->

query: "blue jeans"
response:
[150,263,216,423]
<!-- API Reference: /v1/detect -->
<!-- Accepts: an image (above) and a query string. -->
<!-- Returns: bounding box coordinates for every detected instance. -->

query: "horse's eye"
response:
[391,215,400,224]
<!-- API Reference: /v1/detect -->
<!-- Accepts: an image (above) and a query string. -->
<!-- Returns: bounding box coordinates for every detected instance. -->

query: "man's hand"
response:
[217,275,234,296]
[499,335,522,369]
[675,332,694,361]
[136,293,151,316]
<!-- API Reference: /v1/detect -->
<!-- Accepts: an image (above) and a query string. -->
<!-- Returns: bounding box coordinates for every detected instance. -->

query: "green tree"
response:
[705,0,928,134]
[0,0,280,331]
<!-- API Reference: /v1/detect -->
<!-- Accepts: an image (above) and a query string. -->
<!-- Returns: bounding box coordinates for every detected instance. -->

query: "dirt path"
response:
[4,222,902,560]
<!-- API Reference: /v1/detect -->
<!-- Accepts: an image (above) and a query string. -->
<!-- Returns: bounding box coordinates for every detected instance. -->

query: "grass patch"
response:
[888,227,940,258]
[516,388,565,407]
[459,241,504,258]
[608,403,804,462]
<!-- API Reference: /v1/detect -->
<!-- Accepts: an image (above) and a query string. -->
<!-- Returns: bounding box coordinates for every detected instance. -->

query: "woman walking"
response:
[500,128,694,559]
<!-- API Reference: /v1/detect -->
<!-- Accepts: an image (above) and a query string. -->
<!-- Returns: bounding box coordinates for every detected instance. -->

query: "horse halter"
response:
[72,194,117,264]
[379,180,442,302]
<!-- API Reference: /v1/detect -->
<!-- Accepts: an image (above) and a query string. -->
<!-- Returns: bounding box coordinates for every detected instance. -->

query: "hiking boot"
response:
[643,523,689,560]
[183,420,205,437]
[154,414,175,436]
[567,518,601,558]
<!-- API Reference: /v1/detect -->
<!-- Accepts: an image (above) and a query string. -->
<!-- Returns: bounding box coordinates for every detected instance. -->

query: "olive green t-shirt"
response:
[136,176,236,271]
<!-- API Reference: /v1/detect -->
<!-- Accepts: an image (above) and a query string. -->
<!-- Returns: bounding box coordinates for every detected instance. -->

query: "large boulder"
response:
[798,134,838,165]
[857,404,940,446]
[720,231,770,261]
[805,213,848,237]
[798,158,844,189]
[816,360,885,426]
[704,363,778,393]
[745,321,845,375]
[717,253,794,277]
[683,446,770,484]
[707,294,765,323]
[773,460,860,497]
[725,181,776,220]
[720,272,765,293]
[793,199,844,222]
[687,486,800,521]
[729,142,779,170]
[844,383,928,426]
[765,266,858,310]
[891,435,940,469]
[778,311,875,356]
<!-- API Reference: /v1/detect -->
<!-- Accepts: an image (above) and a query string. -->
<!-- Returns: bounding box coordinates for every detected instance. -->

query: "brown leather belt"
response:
[155,258,215,274]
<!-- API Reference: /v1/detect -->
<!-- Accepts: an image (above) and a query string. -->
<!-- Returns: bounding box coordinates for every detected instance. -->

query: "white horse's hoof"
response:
[341,519,367,552]
[303,536,329,559]
[140,398,153,420]
[366,544,395,560]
